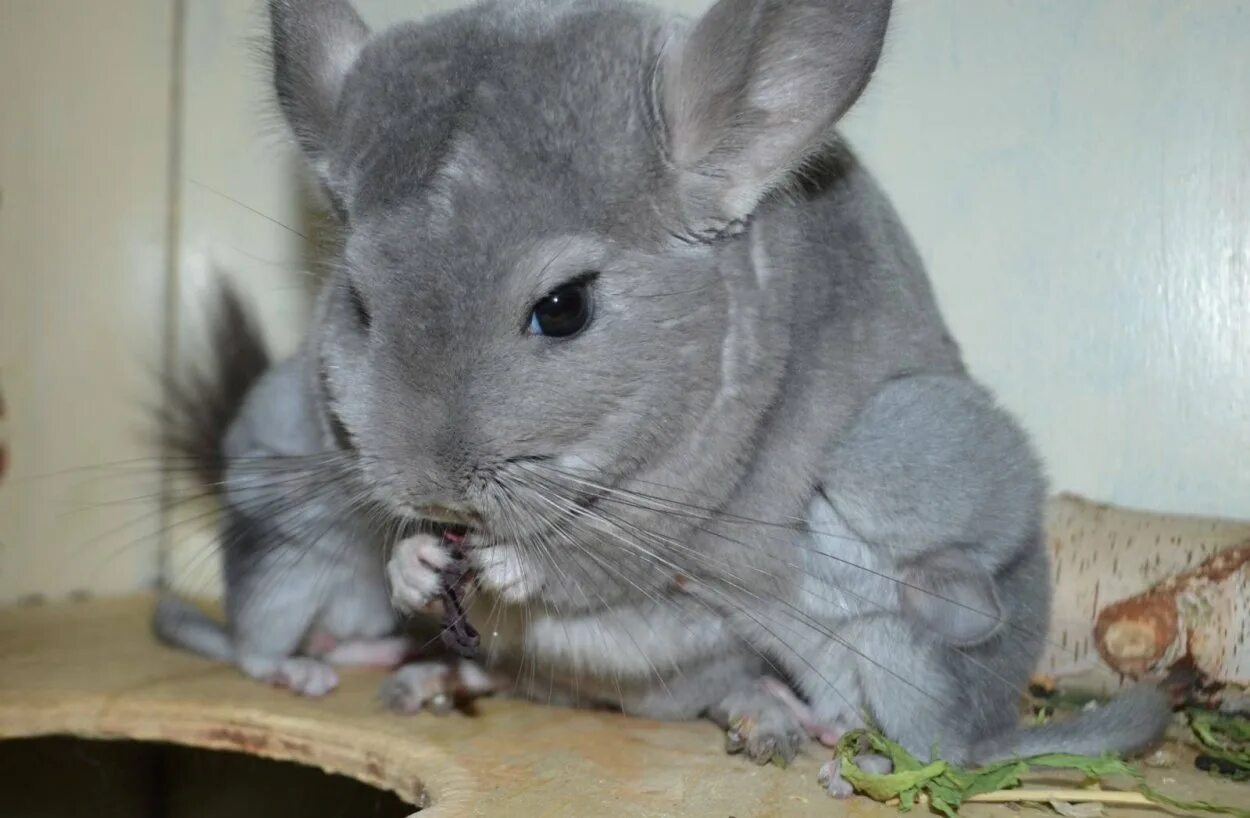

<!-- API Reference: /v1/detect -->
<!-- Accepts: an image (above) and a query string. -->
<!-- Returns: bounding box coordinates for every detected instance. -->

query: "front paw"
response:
[819,754,893,799]
[473,543,540,603]
[379,659,496,714]
[239,655,340,697]
[388,534,449,613]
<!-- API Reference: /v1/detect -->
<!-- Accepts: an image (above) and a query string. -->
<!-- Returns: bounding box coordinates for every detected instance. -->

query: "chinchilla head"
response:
[267,0,890,588]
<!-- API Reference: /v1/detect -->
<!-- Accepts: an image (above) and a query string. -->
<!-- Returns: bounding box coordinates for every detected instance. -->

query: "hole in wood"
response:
[0,736,417,817]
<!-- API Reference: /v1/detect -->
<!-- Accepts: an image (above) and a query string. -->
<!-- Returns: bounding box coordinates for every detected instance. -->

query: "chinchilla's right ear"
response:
[659,0,892,239]
[268,0,370,182]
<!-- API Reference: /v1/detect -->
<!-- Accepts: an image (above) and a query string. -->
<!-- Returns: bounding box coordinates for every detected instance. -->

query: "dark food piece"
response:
[438,527,480,659]
[1195,754,1250,781]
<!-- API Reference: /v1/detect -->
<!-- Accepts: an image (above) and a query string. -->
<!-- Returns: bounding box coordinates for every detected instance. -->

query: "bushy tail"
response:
[151,595,234,661]
[152,280,269,661]
[158,280,270,487]
[973,685,1172,764]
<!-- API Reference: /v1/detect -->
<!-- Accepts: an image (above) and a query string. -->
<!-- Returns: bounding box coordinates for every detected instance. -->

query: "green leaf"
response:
[958,759,1031,798]
[1024,753,1141,780]
[1190,711,1250,761]
[1188,709,1250,785]
[1189,710,1250,749]
[830,726,1250,818]
[833,730,941,807]
[1141,784,1250,818]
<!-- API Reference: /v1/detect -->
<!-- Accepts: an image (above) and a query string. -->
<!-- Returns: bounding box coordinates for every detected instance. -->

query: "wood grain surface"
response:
[2,593,1247,817]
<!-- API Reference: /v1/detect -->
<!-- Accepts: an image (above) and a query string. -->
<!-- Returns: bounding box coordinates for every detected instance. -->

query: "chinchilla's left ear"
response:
[659,0,891,238]
[268,0,370,179]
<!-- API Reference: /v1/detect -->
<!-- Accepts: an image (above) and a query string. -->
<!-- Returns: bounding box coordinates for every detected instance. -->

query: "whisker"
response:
[503,471,881,721]
[526,462,1069,647]
[188,178,315,244]
[522,468,1041,708]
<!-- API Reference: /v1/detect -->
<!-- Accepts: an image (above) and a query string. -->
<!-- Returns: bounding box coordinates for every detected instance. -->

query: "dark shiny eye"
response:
[528,279,593,338]
[347,280,371,329]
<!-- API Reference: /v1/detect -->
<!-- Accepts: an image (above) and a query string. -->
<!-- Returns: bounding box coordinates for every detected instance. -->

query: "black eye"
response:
[347,280,371,329]
[528,279,593,338]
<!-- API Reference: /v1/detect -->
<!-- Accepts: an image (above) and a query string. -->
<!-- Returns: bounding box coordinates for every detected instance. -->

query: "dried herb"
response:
[437,528,479,659]
[1190,710,1250,782]
[832,729,1249,818]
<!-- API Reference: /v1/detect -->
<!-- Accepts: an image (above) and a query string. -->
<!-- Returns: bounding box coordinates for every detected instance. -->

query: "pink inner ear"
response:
[899,566,1004,648]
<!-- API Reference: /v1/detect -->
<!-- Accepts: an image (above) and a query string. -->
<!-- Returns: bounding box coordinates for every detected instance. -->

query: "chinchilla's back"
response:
[712,142,967,530]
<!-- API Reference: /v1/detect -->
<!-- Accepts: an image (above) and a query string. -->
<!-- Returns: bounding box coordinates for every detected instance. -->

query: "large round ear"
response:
[659,0,891,238]
[268,0,370,178]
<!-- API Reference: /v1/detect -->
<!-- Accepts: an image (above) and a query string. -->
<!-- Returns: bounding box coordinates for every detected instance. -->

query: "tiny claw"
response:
[816,760,834,787]
[725,714,754,754]
[818,759,855,799]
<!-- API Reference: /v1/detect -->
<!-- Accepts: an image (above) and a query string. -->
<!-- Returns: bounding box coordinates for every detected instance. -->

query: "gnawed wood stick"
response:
[1095,547,1250,683]
[1038,494,1250,696]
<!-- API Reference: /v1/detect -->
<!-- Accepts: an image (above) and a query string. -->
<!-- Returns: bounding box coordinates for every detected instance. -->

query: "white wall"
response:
[2,0,1247,601]
[842,0,1250,520]
[189,0,1250,521]
[0,1,174,602]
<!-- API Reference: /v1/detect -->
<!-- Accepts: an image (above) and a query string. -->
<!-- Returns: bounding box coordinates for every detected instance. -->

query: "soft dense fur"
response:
[155,0,1171,784]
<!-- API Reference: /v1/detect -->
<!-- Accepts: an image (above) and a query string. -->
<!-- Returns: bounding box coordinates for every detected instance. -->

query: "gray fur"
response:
[157,280,270,487]
[153,286,403,695]
[974,686,1174,763]
[152,596,234,661]
[170,0,1172,767]
[662,0,891,236]
[268,0,371,185]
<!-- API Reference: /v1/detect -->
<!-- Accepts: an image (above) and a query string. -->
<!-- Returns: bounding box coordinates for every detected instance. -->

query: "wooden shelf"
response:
[0,594,861,816]
[1,594,1243,817]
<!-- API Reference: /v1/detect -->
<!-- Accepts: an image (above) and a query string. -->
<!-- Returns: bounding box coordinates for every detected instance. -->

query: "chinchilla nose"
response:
[391,392,469,477]
[401,427,484,520]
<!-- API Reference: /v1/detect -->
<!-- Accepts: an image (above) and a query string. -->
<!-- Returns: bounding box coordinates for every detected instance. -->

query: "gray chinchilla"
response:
[154,0,1171,792]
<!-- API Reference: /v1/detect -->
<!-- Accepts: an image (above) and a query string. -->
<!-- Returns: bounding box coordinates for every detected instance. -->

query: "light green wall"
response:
[2,0,1246,601]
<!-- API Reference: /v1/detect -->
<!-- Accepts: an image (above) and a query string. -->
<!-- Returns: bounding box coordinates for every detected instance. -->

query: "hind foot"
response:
[380,659,495,714]
[759,677,846,746]
[818,754,893,799]
[316,635,411,668]
[240,655,339,697]
[709,678,809,766]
